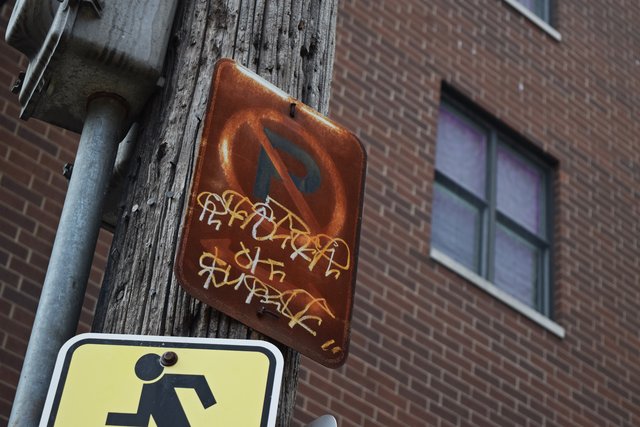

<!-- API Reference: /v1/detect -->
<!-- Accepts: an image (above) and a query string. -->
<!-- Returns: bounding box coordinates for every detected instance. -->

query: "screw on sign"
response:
[175,59,367,368]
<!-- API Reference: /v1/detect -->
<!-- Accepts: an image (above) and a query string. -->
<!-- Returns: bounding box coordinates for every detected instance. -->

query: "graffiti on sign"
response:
[175,59,366,368]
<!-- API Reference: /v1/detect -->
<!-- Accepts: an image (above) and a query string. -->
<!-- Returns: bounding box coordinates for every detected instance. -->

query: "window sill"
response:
[502,0,562,42]
[430,248,565,338]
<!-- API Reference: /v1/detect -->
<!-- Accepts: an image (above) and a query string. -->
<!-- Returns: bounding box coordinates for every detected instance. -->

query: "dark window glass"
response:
[497,144,544,236]
[435,109,487,199]
[432,101,552,315]
[516,0,551,23]
[494,224,539,306]
[432,183,481,272]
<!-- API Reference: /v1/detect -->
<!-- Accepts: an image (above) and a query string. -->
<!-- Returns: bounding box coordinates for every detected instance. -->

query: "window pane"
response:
[517,0,536,11]
[497,145,544,236]
[516,0,547,21]
[432,183,481,272]
[494,225,538,308]
[435,108,487,199]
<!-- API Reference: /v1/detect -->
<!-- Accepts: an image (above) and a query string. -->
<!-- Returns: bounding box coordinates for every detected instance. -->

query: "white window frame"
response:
[431,248,565,338]
[503,0,562,41]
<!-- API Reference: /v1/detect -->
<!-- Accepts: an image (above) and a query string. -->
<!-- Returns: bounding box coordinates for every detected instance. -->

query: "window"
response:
[516,0,550,23]
[431,98,553,316]
[502,0,560,41]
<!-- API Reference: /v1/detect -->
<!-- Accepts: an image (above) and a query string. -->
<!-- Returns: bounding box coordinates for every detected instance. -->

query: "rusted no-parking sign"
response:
[175,59,366,368]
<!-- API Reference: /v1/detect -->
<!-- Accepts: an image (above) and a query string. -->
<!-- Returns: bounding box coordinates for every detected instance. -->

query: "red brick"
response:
[1,175,42,207]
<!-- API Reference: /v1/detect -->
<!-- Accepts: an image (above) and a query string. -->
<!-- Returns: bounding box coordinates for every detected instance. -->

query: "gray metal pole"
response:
[9,96,128,426]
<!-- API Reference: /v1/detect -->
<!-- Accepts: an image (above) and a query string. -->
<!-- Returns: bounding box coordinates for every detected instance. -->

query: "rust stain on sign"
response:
[175,59,366,368]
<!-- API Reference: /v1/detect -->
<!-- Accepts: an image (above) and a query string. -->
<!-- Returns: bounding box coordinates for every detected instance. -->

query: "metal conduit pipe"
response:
[9,95,128,427]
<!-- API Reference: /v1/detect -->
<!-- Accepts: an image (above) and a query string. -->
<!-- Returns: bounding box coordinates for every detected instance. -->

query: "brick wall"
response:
[293,0,640,426]
[1,1,639,426]
[0,4,111,425]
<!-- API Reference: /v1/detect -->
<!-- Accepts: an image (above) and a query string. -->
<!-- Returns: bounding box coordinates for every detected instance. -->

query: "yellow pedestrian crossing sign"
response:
[40,334,284,426]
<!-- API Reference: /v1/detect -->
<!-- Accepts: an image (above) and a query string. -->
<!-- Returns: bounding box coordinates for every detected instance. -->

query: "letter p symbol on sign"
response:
[253,127,321,201]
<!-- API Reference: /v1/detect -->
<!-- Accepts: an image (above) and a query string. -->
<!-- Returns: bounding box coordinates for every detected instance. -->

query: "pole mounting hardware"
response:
[78,0,103,18]
[11,72,26,94]
[160,351,178,367]
[58,0,104,17]
[62,163,74,180]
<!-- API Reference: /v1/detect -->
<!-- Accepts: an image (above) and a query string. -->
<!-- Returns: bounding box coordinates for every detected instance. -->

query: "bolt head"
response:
[160,351,178,367]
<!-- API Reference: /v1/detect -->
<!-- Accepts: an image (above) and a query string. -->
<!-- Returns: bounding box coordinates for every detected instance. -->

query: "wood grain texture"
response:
[92,1,338,424]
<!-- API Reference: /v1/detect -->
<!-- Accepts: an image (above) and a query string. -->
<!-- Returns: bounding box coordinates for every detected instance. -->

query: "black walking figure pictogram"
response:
[106,353,216,426]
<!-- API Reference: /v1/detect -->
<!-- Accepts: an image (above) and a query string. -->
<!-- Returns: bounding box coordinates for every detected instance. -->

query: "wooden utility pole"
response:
[92,1,338,424]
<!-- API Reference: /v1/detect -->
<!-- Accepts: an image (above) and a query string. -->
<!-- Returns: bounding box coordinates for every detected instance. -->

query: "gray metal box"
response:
[6,0,178,133]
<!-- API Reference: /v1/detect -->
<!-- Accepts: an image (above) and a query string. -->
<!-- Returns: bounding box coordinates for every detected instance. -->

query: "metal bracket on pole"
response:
[101,123,139,230]
[79,0,103,18]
